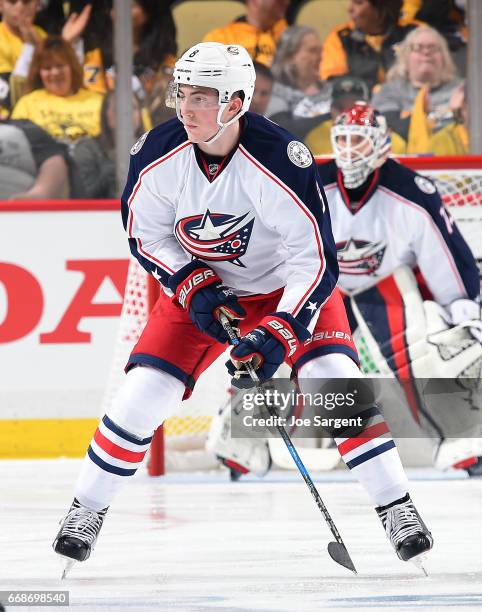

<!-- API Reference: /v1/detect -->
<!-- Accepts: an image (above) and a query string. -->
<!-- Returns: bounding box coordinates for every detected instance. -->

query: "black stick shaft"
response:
[220,313,356,572]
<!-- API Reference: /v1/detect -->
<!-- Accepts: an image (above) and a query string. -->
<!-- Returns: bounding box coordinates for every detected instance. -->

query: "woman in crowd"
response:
[402,0,467,75]
[11,36,103,145]
[320,0,420,92]
[265,26,332,140]
[371,25,462,152]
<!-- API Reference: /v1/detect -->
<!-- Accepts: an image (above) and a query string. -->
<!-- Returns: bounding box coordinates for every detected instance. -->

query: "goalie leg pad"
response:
[206,397,271,477]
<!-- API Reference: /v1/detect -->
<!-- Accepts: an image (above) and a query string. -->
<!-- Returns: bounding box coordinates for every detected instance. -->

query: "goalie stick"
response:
[219,312,357,574]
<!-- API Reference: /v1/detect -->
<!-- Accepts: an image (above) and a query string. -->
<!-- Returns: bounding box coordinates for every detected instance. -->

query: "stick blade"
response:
[327,541,357,574]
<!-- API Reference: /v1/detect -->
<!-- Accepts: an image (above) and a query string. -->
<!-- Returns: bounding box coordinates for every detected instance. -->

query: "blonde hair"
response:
[386,26,457,85]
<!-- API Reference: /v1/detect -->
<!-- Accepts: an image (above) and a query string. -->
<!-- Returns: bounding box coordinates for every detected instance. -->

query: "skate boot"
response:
[376,493,433,571]
[53,498,107,578]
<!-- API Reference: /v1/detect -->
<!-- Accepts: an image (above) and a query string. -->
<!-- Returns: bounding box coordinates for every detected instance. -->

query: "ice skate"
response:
[53,499,107,578]
[376,493,433,574]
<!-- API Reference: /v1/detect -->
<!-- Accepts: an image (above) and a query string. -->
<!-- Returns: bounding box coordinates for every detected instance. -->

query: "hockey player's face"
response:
[177,85,221,142]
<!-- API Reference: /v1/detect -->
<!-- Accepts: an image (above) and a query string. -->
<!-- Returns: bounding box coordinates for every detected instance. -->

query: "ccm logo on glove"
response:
[177,269,216,309]
[264,319,298,357]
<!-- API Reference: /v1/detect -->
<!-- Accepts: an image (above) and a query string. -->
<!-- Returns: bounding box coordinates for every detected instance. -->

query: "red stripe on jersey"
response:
[137,238,175,273]
[94,429,147,463]
[127,141,191,274]
[337,421,389,456]
[238,145,326,316]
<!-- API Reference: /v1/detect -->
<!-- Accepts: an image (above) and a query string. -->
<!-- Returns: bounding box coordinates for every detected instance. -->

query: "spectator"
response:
[371,26,462,152]
[428,81,468,154]
[250,61,274,115]
[403,0,465,25]
[0,117,68,199]
[266,26,331,139]
[66,0,177,97]
[320,0,420,92]
[11,36,103,144]
[0,0,47,115]
[404,0,467,75]
[72,91,144,198]
[203,0,289,67]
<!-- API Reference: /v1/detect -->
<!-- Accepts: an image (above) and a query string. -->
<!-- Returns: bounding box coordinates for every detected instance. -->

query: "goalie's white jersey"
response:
[318,159,479,305]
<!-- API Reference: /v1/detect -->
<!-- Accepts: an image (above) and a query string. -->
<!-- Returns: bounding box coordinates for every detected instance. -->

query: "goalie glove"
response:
[226,313,310,386]
[168,261,245,344]
[444,299,482,343]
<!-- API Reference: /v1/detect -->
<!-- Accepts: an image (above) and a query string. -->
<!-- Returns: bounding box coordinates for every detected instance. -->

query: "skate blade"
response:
[411,553,428,576]
[61,558,76,580]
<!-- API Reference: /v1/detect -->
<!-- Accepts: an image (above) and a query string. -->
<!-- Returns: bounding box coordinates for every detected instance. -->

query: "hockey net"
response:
[102,155,482,475]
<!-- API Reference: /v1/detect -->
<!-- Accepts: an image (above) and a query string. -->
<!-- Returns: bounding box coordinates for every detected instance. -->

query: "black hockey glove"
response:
[168,261,245,344]
[226,313,310,386]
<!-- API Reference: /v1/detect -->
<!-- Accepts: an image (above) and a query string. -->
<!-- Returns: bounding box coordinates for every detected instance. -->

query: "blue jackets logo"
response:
[175,209,254,267]
[336,238,387,275]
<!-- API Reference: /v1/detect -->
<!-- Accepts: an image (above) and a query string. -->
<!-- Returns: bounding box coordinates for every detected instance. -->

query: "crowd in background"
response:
[0,0,471,199]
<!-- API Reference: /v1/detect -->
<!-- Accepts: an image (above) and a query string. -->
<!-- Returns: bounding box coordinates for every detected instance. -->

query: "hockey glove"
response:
[226,313,310,385]
[168,261,245,344]
[446,298,482,343]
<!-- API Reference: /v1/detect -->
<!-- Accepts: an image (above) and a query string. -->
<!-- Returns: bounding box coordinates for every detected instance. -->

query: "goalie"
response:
[210,102,481,478]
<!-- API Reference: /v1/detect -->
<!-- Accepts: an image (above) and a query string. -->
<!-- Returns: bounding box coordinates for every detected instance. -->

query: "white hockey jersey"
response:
[317,159,479,305]
[121,113,339,330]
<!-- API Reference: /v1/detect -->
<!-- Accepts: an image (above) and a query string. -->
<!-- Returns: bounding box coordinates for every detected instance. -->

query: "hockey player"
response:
[53,44,432,574]
[211,102,481,477]
[325,102,481,473]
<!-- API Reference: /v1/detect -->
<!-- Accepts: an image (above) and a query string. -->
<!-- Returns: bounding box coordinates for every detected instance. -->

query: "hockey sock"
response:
[298,353,409,507]
[75,366,184,510]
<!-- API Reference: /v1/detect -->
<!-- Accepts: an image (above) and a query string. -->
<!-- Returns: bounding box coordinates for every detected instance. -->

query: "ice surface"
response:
[1,460,481,611]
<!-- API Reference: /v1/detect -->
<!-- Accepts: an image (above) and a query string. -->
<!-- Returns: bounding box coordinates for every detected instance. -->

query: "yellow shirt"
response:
[428,124,469,156]
[82,48,176,95]
[0,21,46,73]
[12,88,104,142]
[203,18,287,67]
[402,0,422,20]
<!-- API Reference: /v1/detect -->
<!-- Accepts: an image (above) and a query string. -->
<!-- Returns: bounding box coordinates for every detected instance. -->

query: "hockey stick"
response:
[219,312,357,574]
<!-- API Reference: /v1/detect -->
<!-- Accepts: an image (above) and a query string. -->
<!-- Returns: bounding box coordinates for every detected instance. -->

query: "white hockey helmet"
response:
[171,42,256,143]
[331,102,392,188]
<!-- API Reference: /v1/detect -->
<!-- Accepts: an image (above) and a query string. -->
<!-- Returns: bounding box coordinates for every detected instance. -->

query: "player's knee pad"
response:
[107,366,184,439]
[206,396,271,476]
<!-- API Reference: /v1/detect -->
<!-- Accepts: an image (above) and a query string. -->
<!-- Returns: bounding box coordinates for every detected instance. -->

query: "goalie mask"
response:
[331,102,392,189]
[169,42,256,144]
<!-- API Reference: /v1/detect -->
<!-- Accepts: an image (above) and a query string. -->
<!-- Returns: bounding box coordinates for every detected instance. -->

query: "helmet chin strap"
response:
[202,104,243,145]
[202,123,227,145]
